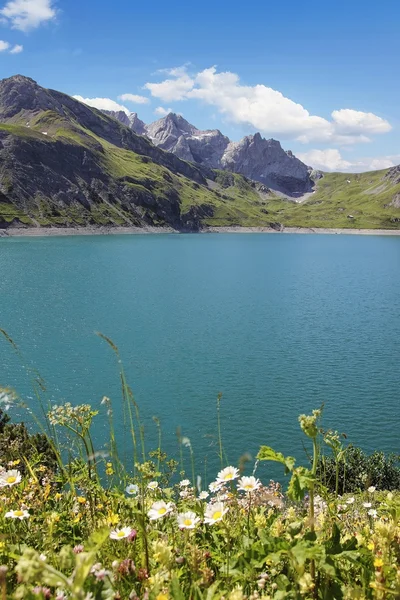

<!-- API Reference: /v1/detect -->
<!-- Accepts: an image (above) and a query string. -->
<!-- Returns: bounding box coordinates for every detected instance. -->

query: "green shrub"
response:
[318,444,400,494]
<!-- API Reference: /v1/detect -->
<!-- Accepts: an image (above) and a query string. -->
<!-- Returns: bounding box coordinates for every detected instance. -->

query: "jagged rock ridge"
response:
[104,110,313,196]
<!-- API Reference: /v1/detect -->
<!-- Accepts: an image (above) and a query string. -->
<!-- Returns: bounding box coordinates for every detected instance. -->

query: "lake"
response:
[1,232,399,483]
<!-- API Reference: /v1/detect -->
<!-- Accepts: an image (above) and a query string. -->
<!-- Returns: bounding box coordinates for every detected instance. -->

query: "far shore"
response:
[1,224,400,238]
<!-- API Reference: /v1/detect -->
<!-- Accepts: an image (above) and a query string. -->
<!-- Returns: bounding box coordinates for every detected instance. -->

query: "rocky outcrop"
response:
[106,109,313,196]
[145,113,230,168]
[103,110,146,135]
[221,134,312,196]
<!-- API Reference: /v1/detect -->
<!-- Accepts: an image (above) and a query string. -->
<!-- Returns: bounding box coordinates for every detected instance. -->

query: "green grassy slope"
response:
[1,110,400,230]
[258,170,400,230]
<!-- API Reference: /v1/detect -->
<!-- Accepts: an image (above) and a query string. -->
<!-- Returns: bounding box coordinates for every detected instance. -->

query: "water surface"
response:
[1,233,399,482]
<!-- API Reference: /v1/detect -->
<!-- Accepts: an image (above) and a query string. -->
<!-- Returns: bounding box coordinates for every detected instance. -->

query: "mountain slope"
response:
[0,75,281,231]
[105,110,313,196]
[0,75,399,232]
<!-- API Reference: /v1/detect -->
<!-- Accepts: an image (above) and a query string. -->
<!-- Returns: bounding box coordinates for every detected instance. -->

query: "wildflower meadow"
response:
[0,334,399,599]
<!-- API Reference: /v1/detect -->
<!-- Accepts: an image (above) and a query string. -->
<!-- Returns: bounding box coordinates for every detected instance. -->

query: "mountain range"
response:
[0,74,399,233]
[103,110,315,197]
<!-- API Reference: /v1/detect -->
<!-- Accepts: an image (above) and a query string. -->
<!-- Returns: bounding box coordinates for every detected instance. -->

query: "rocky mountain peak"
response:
[101,107,313,195]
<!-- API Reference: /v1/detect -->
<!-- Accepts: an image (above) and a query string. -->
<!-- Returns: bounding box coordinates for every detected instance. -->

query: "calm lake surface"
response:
[1,233,399,482]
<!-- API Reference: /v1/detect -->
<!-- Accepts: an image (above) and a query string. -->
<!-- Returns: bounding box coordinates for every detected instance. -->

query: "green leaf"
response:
[257,445,296,473]
[169,576,186,600]
[287,467,314,501]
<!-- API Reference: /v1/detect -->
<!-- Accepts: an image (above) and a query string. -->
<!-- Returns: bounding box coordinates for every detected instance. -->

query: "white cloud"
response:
[145,67,195,102]
[118,93,149,104]
[144,66,392,145]
[9,43,22,53]
[297,149,352,171]
[297,148,400,173]
[154,106,174,116]
[331,109,391,135]
[0,40,9,51]
[0,0,56,31]
[73,95,130,115]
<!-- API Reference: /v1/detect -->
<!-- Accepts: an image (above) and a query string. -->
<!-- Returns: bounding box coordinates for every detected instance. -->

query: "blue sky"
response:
[0,0,399,171]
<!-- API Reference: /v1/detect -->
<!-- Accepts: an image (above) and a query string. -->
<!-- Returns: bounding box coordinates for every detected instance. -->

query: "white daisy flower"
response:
[209,481,222,493]
[177,511,200,529]
[125,484,139,495]
[199,491,209,500]
[368,486,376,493]
[237,475,261,493]
[204,501,228,525]
[109,526,133,540]
[346,497,355,504]
[179,479,191,487]
[216,466,239,484]
[368,509,378,518]
[147,481,159,490]
[5,508,29,520]
[363,502,372,508]
[0,469,22,488]
[148,500,174,520]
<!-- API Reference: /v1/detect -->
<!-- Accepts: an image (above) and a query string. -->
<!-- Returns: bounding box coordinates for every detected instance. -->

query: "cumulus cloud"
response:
[145,66,195,102]
[73,95,130,115]
[297,148,400,173]
[0,0,56,31]
[10,43,22,53]
[154,106,174,116]
[0,40,9,51]
[118,93,149,104]
[144,66,391,145]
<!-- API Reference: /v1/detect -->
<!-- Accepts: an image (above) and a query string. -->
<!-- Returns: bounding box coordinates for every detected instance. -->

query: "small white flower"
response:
[237,476,261,493]
[179,479,190,487]
[0,469,22,488]
[216,466,239,484]
[125,484,139,495]
[39,554,47,561]
[204,501,228,525]
[147,481,159,490]
[209,481,222,493]
[5,508,29,520]
[148,500,174,520]
[368,486,376,493]
[199,491,209,500]
[179,490,189,498]
[177,511,200,529]
[109,527,133,540]
[368,509,378,518]
[181,437,191,448]
[363,502,372,508]
[346,497,355,504]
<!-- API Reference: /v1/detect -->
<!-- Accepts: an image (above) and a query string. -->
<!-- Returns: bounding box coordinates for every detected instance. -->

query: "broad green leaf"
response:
[257,445,296,473]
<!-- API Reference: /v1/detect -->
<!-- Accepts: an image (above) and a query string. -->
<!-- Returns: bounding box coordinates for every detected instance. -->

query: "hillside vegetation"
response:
[0,76,399,232]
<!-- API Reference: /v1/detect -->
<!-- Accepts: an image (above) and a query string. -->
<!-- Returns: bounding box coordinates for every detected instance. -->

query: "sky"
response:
[0,0,399,172]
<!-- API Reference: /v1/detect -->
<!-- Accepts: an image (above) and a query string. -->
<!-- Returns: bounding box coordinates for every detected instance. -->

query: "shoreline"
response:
[1,224,400,238]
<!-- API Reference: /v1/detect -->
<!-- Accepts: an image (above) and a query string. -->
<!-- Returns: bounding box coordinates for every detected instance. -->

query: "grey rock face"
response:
[221,133,312,195]
[106,109,313,196]
[103,110,146,135]
[145,113,229,168]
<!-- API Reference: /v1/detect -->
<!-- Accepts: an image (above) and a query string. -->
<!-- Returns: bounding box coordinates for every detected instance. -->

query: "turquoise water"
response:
[0,233,399,482]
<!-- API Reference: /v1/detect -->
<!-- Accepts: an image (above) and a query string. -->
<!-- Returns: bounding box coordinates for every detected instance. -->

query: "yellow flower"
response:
[106,468,114,475]
[107,512,119,525]
[73,513,82,524]
[156,593,169,600]
[77,497,86,504]
[374,558,384,568]
[96,504,104,510]
[11,460,20,466]
[367,542,374,550]
[106,462,112,468]
[0,541,5,550]
[54,493,62,501]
